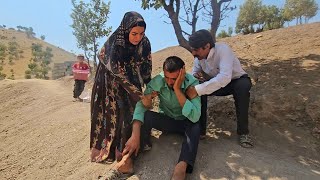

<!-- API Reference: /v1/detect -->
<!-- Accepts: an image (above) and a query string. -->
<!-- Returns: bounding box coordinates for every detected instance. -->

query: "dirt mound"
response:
[1,80,319,180]
[152,22,320,141]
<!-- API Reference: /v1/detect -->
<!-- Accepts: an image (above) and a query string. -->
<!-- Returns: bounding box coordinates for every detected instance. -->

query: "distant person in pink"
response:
[72,54,89,102]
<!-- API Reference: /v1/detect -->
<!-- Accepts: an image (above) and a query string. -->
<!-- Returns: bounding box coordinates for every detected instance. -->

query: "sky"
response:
[1,0,319,55]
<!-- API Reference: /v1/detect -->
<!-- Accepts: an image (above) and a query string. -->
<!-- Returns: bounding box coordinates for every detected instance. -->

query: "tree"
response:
[71,0,112,69]
[137,0,235,51]
[261,5,284,30]
[8,41,19,61]
[40,35,46,40]
[0,66,6,80]
[28,43,53,79]
[235,0,263,34]
[284,0,318,25]
[8,69,15,80]
[304,0,318,23]
[26,27,36,38]
[0,43,7,64]
[16,25,23,31]
[217,26,233,38]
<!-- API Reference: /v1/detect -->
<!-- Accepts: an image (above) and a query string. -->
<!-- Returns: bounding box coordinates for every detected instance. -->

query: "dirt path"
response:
[0,78,319,180]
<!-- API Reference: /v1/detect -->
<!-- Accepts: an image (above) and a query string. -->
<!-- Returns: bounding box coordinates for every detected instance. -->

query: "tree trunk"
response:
[162,0,191,52]
[84,51,91,73]
[93,39,97,71]
[191,0,201,34]
[210,0,232,42]
[210,0,220,43]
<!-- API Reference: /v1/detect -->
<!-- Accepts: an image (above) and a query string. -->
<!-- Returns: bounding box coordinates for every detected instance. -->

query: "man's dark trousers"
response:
[73,80,86,98]
[200,75,252,136]
[141,110,200,173]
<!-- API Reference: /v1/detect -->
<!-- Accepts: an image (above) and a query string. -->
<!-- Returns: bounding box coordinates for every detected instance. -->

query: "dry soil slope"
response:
[0,78,319,180]
[152,22,320,142]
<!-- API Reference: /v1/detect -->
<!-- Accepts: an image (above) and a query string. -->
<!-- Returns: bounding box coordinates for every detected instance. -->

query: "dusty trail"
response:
[0,78,319,180]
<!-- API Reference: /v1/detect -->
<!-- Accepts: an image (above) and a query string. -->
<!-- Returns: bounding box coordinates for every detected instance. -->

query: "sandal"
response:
[239,134,254,148]
[98,169,134,180]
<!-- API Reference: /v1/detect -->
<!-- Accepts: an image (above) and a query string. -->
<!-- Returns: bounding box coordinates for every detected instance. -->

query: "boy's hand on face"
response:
[173,66,186,91]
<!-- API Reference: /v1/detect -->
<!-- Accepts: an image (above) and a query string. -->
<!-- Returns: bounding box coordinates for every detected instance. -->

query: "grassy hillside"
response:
[0,28,77,79]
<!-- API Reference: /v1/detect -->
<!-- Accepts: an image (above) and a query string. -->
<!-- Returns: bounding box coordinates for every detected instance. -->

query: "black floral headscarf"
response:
[101,11,152,87]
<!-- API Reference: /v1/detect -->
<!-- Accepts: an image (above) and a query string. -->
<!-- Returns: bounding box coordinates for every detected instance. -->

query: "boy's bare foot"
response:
[171,161,187,180]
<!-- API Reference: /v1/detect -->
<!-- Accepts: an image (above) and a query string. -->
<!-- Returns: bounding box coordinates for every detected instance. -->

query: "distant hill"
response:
[0,28,77,79]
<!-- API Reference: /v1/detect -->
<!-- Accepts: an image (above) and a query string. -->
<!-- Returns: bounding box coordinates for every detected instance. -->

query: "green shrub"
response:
[0,73,6,80]
[25,69,31,74]
[25,74,31,79]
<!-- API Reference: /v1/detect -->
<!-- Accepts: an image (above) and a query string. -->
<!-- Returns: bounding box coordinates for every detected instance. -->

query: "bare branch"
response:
[218,0,232,7]
[181,29,191,36]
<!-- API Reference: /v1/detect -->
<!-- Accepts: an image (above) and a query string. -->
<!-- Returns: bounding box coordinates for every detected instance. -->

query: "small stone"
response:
[312,127,320,134]
[296,122,304,127]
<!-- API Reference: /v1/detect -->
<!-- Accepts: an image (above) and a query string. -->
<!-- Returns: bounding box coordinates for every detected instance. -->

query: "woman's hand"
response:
[122,121,142,157]
[122,134,140,157]
[98,47,105,60]
[141,91,158,109]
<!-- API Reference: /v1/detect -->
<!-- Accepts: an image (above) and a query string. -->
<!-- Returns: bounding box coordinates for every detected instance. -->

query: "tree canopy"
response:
[136,0,235,51]
[283,0,318,25]
[26,43,53,79]
[71,0,112,69]
[236,0,318,34]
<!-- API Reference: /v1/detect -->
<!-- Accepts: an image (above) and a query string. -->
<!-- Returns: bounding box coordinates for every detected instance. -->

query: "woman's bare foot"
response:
[114,153,133,174]
[171,161,187,180]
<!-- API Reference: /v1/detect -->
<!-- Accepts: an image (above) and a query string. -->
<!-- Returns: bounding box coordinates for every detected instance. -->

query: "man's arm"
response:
[174,69,201,123]
[123,78,158,157]
[132,78,159,123]
[122,120,141,157]
[194,45,234,96]
[192,58,202,75]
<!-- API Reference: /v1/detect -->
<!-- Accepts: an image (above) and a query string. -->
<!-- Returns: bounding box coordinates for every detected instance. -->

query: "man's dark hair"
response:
[163,56,185,72]
[189,29,215,49]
